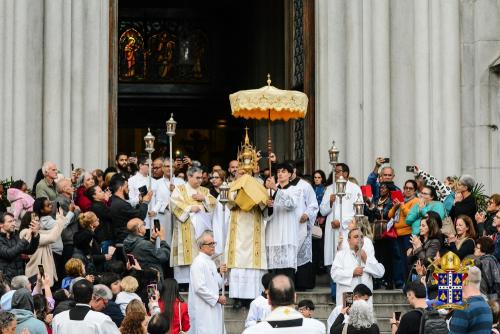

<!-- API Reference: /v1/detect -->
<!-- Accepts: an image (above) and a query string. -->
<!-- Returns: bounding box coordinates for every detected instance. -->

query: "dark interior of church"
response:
[117,0,285,166]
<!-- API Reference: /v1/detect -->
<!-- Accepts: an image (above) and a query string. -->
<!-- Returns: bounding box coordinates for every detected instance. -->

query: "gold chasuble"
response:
[170,184,216,266]
[225,174,269,269]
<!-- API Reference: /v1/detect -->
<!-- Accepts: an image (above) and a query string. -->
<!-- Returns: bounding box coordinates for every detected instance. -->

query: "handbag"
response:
[178,301,186,334]
[373,219,387,240]
[312,222,323,239]
[382,227,398,239]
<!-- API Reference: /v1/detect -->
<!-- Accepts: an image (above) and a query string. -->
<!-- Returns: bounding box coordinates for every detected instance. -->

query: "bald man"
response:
[227,160,239,182]
[243,275,325,333]
[123,218,170,279]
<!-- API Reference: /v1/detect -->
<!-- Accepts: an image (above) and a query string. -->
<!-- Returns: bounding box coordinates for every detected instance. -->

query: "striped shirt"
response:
[449,295,493,334]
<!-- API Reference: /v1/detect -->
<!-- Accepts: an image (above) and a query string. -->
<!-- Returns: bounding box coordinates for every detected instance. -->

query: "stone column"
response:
[0,0,44,182]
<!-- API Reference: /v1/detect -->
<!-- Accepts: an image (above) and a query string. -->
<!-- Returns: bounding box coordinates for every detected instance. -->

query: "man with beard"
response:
[109,174,151,244]
[115,153,130,178]
[227,160,239,182]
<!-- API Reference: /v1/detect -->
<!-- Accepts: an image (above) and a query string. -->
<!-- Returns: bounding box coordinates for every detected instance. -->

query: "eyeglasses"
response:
[404,187,415,190]
[152,166,161,170]
[202,242,217,247]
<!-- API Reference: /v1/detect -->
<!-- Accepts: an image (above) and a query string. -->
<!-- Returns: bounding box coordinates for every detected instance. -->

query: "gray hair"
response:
[467,266,481,289]
[187,166,203,177]
[459,174,475,191]
[11,276,30,290]
[77,171,92,187]
[348,299,376,329]
[93,284,113,300]
[57,178,71,193]
[196,230,214,249]
[41,161,55,175]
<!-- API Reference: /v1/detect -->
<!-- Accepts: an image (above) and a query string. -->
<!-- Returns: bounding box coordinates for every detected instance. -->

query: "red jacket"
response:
[75,185,92,212]
[159,298,190,334]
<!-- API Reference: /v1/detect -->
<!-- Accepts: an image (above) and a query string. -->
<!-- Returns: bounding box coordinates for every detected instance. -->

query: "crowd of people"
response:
[0,142,499,333]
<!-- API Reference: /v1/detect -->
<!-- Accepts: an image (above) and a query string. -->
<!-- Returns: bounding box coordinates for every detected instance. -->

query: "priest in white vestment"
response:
[225,171,269,306]
[320,163,362,267]
[155,158,185,246]
[170,166,216,283]
[188,230,227,334]
[127,157,159,231]
[264,163,301,277]
[331,228,384,306]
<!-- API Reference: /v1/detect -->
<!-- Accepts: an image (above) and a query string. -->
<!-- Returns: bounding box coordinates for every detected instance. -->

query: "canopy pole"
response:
[267,109,272,176]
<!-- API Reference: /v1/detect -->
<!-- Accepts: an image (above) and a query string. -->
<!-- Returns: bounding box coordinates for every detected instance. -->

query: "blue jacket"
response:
[10,309,47,334]
[405,201,445,235]
[366,172,401,202]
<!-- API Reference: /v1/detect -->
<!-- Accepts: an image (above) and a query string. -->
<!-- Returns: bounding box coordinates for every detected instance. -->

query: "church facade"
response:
[1,0,499,193]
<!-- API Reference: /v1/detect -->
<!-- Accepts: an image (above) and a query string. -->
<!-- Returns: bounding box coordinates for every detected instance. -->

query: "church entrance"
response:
[115,0,290,168]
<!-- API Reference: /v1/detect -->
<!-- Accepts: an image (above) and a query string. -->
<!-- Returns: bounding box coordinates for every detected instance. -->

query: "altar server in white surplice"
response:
[330,228,384,306]
[170,166,216,284]
[264,163,301,278]
[320,163,362,267]
[127,157,160,232]
[188,230,227,334]
[155,158,185,246]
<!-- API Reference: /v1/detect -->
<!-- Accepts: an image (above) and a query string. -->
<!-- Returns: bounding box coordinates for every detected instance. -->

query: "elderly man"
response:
[331,228,384,306]
[55,178,81,264]
[36,161,58,200]
[52,279,120,333]
[109,174,150,244]
[449,266,493,334]
[90,284,123,327]
[243,275,325,333]
[0,213,40,281]
[123,218,170,279]
[155,157,186,247]
[188,230,227,334]
[170,166,216,284]
[366,157,400,202]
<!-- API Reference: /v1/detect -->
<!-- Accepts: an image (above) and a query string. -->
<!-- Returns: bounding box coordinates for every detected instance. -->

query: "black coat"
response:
[109,195,148,243]
[90,201,113,242]
[0,232,39,281]
[123,233,170,279]
[450,194,477,227]
[331,313,380,334]
[73,229,106,274]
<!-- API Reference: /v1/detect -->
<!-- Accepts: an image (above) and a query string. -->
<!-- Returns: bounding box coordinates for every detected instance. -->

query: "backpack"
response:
[416,308,448,334]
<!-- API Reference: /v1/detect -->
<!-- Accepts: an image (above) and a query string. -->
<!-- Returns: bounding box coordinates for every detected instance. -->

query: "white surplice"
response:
[320,181,362,266]
[265,186,301,269]
[244,295,271,328]
[293,179,319,266]
[330,237,384,306]
[188,252,225,334]
[155,176,185,246]
[127,173,159,229]
[212,197,231,256]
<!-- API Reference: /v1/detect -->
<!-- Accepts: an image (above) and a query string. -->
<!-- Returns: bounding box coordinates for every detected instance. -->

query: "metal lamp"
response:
[353,194,365,220]
[165,114,177,181]
[336,175,347,196]
[328,141,339,166]
[144,128,155,188]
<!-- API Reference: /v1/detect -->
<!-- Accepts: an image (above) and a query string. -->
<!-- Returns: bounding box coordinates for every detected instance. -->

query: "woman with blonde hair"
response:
[72,212,110,274]
[116,276,142,315]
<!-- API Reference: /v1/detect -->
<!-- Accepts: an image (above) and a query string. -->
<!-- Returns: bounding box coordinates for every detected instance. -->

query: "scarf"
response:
[394,194,417,222]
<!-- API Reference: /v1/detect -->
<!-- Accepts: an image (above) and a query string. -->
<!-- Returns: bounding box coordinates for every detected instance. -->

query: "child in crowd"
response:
[115,276,142,315]
[297,299,315,318]
[244,273,273,328]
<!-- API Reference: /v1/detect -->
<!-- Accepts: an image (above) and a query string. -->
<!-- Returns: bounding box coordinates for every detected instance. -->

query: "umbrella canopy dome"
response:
[229,82,308,121]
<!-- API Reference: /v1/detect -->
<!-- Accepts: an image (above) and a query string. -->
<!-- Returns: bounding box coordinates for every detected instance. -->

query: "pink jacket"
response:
[7,188,34,220]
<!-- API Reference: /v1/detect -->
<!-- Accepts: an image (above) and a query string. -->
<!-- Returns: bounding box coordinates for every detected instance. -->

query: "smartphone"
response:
[154,219,161,232]
[343,292,354,308]
[395,311,401,321]
[382,158,390,163]
[127,254,136,266]
[31,212,38,222]
[38,264,45,278]
[147,283,157,299]
[406,165,416,173]
[71,163,75,171]
[138,185,148,197]
[56,202,61,211]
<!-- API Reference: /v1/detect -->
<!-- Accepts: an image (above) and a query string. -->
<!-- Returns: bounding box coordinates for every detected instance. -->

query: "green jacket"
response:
[35,178,57,200]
